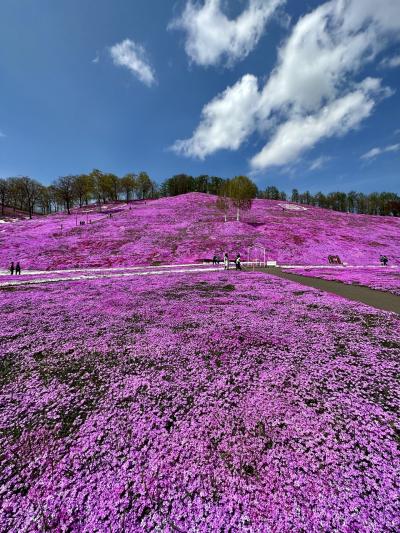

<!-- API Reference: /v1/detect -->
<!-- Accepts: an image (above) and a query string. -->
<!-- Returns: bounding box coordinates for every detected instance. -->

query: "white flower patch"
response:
[278,203,308,211]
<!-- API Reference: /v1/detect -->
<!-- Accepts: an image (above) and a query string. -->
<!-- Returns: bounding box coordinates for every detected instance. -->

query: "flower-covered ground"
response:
[1,271,399,532]
[1,193,399,270]
[284,267,400,296]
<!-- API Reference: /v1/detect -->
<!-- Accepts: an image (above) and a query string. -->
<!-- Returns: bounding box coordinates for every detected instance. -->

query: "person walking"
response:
[9,262,14,275]
[15,262,21,275]
[235,254,242,270]
[223,253,229,270]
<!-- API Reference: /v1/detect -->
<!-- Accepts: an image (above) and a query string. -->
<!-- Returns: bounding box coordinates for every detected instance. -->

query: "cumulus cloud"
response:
[110,39,156,87]
[172,74,260,158]
[173,0,400,169]
[380,54,400,69]
[169,0,284,67]
[361,143,400,160]
[251,80,382,170]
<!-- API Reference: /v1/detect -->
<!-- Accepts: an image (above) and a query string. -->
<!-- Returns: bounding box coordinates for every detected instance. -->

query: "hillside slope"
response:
[1,193,399,270]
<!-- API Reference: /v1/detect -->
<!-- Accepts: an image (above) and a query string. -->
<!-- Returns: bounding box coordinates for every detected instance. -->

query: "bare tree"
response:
[52,176,76,214]
[16,176,43,219]
[0,178,9,215]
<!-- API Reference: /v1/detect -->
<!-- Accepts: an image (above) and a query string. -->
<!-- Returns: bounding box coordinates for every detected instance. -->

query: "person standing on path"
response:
[235,254,242,270]
[9,262,14,275]
[224,253,229,270]
[15,262,21,275]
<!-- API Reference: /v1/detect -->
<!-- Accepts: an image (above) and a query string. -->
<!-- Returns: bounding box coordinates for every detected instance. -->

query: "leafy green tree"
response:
[357,192,368,214]
[194,175,209,193]
[265,186,280,200]
[314,192,327,208]
[162,174,195,196]
[136,172,152,199]
[216,180,231,221]
[367,192,380,215]
[227,175,258,221]
[291,189,299,203]
[279,191,287,201]
[72,174,94,207]
[120,173,137,202]
[107,173,121,202]
[90,170,116,203]
[208,176,224,195]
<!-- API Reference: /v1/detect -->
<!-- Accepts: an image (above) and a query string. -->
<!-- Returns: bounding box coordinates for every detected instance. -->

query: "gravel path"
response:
[262,268,400,314]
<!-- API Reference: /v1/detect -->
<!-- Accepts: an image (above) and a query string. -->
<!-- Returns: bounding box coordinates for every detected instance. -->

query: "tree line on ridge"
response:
[0,171,399,218]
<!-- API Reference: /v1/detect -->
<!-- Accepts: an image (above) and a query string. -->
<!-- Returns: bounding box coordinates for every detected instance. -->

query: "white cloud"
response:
[173,0,400,169]
[169,0,284,67]
[172,74,259,158]
[309,155,332,171]
[361,143,400,160]
[251,80,382,170]
[110,39,156,87]
[380,54,400,69]
[92,54,100,64]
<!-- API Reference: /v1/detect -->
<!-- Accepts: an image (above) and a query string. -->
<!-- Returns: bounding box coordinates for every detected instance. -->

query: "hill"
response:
[1,193,399,270]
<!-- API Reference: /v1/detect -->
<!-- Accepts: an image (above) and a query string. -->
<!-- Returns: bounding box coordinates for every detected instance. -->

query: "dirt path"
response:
[259,267,400,314]
[0,265,222,288]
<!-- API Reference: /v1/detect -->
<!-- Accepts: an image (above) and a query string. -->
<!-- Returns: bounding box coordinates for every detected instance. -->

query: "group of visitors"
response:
[9,262,21,275]
[212,253,242,270]
[380,255,389,266]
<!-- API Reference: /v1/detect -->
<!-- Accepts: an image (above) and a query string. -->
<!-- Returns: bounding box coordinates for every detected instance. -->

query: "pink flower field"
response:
[1,194,400,270]
[284,267,400,296]
[1,271,399,532]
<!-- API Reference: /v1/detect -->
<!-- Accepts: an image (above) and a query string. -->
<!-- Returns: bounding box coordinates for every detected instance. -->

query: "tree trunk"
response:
[236,207,240,221]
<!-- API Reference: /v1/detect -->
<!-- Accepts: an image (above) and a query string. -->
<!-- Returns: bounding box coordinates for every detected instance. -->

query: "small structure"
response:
[247,244,266,267]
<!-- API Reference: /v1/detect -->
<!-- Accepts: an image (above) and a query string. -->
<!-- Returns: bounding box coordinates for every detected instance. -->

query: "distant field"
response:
[1,193,399,270]
[1,271,399,531]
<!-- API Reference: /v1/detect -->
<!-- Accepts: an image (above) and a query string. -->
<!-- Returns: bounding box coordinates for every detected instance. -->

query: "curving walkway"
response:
[260,267,400,314]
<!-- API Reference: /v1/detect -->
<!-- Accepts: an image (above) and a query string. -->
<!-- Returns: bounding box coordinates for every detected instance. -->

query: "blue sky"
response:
[0,0,399,194]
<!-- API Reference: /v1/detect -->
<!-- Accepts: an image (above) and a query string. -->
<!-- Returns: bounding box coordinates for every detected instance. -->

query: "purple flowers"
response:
[1,271,399,531]
[1,193,399,270]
